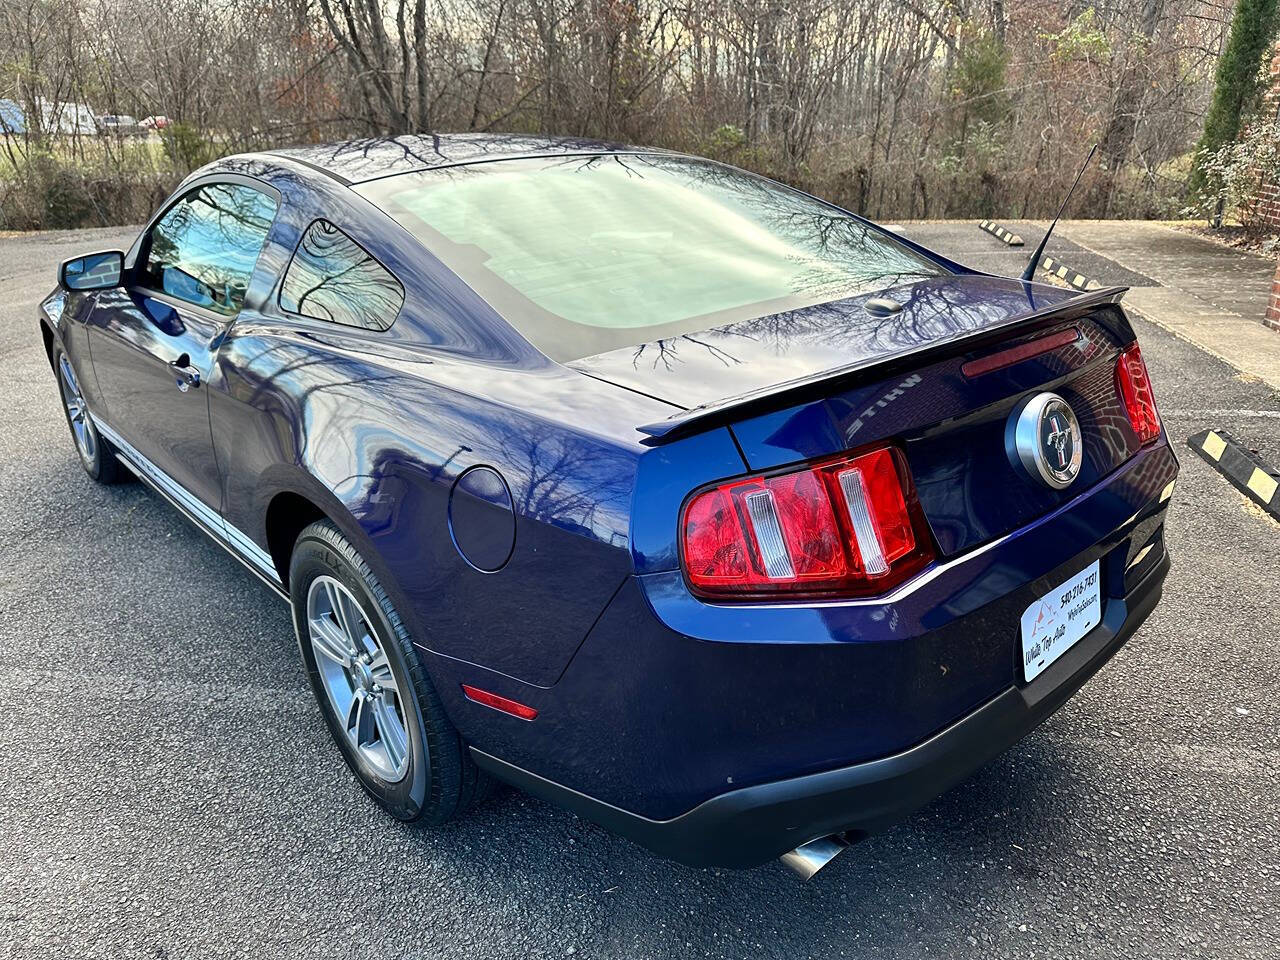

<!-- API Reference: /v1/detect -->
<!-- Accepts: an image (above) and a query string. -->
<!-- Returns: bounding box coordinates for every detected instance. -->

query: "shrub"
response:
[1185,117,1280,225]
[953,31,1010,125]
[1188,0,1280,198]
[1041,8,1111,63]
[704,124,747,159]
[162,122,216,170]
[0,148,176,230]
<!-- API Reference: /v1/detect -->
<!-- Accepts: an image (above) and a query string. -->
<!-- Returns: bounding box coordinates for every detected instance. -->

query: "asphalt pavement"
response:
[1,224,1277,959]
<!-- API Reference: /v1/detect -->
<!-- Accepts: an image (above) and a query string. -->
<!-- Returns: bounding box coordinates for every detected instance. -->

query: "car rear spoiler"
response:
[636,285,1129,444]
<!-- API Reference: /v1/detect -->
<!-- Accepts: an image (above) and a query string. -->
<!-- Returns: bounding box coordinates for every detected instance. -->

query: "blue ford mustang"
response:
[39,135,1176,877]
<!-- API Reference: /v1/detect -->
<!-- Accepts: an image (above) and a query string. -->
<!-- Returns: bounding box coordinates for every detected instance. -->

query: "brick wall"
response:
[1255,42,1280,332]
[1251,41,1280,230]
[1254,185,1280,228]
[1267,262,1280,331]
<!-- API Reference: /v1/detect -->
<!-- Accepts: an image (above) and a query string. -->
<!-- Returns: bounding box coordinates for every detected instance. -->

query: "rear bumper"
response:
[471,547,1169,869]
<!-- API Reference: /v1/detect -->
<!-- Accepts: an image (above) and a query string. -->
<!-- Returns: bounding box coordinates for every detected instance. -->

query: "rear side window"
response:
[140,182,278,317]
[280,219,404,330]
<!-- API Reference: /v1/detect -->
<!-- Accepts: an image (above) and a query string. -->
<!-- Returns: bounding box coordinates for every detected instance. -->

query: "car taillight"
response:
[680,446,934,600]
[1115,343,1161,445]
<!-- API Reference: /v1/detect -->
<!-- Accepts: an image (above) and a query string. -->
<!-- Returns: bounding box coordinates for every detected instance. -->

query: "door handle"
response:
[169,352,201,392]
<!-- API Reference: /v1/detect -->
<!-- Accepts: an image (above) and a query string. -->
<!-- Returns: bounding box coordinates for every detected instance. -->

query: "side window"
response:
[140,182,277,317]
[280,219,404,331]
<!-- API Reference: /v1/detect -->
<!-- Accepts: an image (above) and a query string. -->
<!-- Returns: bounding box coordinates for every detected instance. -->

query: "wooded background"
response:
[0,0,1264,229]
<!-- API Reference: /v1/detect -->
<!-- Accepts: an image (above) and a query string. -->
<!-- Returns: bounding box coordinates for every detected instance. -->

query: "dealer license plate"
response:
[1020,560,1101,683]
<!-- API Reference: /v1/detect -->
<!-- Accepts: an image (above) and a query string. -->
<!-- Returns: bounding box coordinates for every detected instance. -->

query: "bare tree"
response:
[0,0,1242,228]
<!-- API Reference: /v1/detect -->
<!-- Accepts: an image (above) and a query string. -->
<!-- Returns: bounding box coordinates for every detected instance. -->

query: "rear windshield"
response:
[357,154,945,361]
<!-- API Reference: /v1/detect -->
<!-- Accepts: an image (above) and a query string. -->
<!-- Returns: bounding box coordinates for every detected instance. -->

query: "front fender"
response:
[39,288,106,407]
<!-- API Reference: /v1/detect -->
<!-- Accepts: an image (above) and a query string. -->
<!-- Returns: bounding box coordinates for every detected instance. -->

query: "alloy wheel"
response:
[306,575,411,782]
[58,353,97,464]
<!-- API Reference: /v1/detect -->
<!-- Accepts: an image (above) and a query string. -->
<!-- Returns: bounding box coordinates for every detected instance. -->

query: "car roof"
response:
[265,133,663,185]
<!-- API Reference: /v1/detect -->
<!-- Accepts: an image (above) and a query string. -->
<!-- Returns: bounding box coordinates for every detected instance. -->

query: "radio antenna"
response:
[1020,143,1098,283]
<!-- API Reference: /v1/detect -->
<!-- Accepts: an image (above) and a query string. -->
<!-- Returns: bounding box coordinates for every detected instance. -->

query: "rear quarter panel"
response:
[214,327,655,687]
[208,165,675,687]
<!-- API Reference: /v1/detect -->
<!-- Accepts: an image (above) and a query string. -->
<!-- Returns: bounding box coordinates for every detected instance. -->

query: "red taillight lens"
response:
[680,445,934,600]
[682,489,750,589]
[1115,343,1160,445]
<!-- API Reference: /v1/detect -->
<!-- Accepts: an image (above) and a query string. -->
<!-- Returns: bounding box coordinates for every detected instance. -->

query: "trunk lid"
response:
[569,275,1080,411]
[573,275,1144,557]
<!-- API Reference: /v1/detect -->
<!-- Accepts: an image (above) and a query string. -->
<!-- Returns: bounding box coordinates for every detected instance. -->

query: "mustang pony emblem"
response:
[1009,392,1083,489]
[1045,414,1072,470]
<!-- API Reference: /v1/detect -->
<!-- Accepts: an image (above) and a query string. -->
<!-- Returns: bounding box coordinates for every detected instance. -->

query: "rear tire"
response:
[54,347,123,485]
[289,519,490,823]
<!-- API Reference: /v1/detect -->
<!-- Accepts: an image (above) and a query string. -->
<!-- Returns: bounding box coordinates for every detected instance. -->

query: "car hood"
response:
[568,274,1080,410]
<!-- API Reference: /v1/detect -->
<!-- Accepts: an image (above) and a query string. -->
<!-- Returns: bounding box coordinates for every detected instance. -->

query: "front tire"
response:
[289,519,489,824]
[54,347,123,484]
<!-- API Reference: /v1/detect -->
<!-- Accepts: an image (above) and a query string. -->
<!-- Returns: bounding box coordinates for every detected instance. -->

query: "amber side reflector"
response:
[461,684,538,721]
[961,327,1080,378]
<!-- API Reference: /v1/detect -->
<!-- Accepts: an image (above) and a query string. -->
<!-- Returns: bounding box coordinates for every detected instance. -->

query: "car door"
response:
[86,178,279,514]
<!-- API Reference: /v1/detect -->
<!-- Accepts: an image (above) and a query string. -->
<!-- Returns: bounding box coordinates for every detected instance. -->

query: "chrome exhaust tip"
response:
[779,835,850,880]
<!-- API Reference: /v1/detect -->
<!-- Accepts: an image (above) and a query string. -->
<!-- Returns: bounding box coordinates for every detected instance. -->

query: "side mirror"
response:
[59,250,124,291]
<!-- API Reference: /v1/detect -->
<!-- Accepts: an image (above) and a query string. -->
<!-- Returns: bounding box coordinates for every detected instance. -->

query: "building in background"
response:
[0,99,25,134]
[35,98,98,135]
